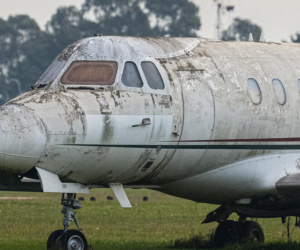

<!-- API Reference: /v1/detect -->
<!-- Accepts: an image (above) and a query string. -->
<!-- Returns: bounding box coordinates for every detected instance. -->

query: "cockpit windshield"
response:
[61,61,118,86]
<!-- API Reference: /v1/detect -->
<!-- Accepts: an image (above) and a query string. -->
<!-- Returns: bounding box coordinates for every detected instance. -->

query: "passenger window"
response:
[121,62,143,88]
[61,61,117,85]
[141,62,165,90]
[247,78,262,104]
[272,78,286,105]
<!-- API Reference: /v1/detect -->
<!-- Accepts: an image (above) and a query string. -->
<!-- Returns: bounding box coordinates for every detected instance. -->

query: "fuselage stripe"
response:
[62,144,300,150]
[160,137,300,143]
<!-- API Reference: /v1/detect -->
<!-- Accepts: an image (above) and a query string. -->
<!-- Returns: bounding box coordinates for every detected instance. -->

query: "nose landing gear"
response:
[47,194,88,250]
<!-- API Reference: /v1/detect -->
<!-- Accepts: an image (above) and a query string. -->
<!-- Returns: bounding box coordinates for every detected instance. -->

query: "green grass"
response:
[0,189,299,249]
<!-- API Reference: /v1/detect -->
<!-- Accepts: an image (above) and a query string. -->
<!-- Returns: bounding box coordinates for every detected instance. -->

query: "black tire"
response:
[47,230,64,249]
[56,230,88,250]
[241,221,264,243]
[214,220,240,247]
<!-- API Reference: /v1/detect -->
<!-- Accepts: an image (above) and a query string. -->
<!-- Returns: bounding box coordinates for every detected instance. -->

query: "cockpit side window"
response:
[36,60,66,87]
[61,61,118,86]
[121,62,143,88]
[141,61,165,90]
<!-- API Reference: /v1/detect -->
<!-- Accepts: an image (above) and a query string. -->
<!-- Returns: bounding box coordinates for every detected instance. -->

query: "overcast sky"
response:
[0,0,299,42]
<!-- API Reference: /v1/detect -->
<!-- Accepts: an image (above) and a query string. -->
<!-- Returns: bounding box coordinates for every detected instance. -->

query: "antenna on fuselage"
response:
[259,32,265,42]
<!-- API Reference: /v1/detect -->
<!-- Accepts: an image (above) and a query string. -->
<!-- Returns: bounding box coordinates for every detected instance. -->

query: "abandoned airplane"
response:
[1,35,300,249]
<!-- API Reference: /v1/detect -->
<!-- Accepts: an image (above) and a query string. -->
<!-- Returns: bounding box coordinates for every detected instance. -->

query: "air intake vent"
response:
[141,161,154,172]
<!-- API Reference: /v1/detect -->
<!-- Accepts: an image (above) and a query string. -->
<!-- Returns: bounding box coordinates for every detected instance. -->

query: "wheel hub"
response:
[68,235,84,250]
[249,229,260,241]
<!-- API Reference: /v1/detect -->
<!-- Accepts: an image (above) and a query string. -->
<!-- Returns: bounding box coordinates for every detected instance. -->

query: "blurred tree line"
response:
[221,18,262,42]
[0,0,201,105]
[0,0,299,105]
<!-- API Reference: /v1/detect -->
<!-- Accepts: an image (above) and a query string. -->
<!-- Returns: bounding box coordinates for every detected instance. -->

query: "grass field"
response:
[0,189,300,250]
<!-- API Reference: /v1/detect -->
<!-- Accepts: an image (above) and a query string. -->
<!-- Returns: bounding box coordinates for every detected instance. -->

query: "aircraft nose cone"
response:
[0,105,47,174]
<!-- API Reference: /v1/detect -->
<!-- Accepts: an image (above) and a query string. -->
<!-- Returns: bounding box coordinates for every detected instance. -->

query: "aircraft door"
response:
[135,61,182,182]
[157,71,215,180]
[80,91,155,183]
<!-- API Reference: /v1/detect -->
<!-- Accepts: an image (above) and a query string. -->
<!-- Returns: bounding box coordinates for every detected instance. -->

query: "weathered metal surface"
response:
[0,105,47,174]
[2,36,300,209]
[161,152,300,204]
[156,70,215,180]
[36,167,89,194]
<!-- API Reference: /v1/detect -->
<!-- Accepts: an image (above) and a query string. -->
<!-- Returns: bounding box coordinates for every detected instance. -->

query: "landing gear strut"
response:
[47,194,88,250]
[214,220,264,247]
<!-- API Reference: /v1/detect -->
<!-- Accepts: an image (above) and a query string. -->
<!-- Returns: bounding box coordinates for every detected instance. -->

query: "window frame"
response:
[272,77,287,106]
[247,77,262,105]
[119,58,170,95]
[60,60,119,88]
[141,61,165,90]
[121,61,144,88]
[58,58,170,95]
[34,56,68,90]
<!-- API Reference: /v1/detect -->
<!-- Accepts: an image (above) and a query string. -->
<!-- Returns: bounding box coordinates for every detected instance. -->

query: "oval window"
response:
[298,79,300,93]
[247,78,262,104]
[272,78,286,105]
